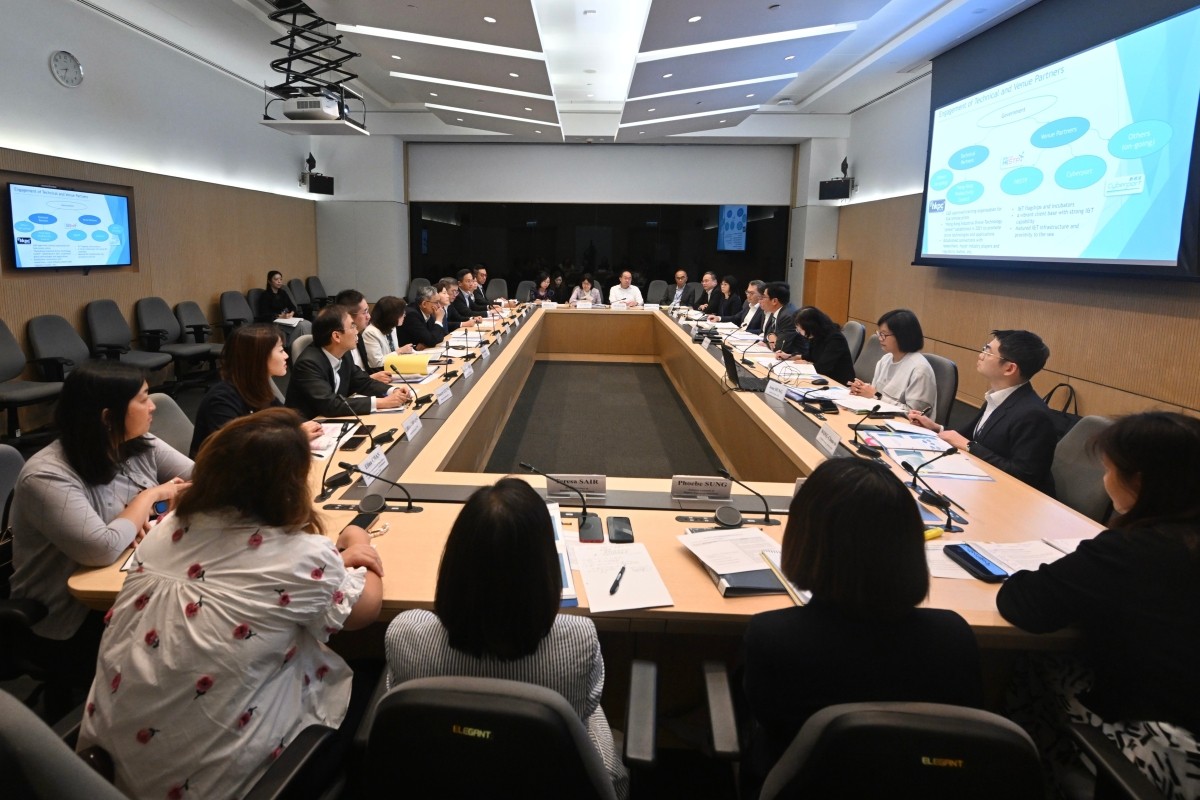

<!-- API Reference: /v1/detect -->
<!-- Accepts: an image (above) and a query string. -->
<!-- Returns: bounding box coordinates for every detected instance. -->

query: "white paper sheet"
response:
[677,527,781,575]
[573,543,673,613]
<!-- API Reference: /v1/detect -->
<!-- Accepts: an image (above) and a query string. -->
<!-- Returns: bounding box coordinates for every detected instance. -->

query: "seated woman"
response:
[847,308,937,413]
[742,458,982,796]
[997,411,1200,800]
[257,270,312,346]
[776,306,856,385]
[714,274,743,318]
[361,295,414,369]
[190,323,321,456]
[78,408,383,800]
[385,478,628,798]
[531,271,555,302]
[9,362,192,715]
[568,274,602,306]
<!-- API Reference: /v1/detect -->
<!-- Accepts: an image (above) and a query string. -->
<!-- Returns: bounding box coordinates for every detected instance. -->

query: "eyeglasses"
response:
[877,331,894,340]
[980,344,1009,362]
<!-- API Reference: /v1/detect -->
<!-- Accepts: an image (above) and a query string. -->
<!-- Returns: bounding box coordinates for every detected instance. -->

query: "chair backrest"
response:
[148,393,194,455]
[364,676,617,799]
[485,278,508,301]
[287,278,311,305]
[84,299,132,352]
[26,315,91,378]
[1052,415,1114,522]
[760,702,1042,800]
[685,282,702,304]
[246,288,265,320]
[135,297,183,345]
[854,332,883,382]
[407,278,431,303]
[647,280,668,305]
[515,280,536,302]
[923,353,958,426]
[0,321,27,382]
[291,334,313,362]
[841,320,866,363]
[0,445,26,591]
[0,444,24,534]
[306,276,330,301]
[219,291,254,328]
[174,301,212,344]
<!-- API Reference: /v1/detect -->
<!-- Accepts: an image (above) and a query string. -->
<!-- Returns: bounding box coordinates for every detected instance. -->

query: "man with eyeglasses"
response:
[709,279,764,333]
[908,329,1057,495]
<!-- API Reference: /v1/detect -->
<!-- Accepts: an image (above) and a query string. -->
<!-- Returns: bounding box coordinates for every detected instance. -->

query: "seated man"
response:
[908,329,1057,494]
[334,288,389,383]
[396,286,447,350]
[454,268,487,319]
[759,282,799,354]
[438,278,477,333]
[608,270,644,307]
[286,305,410,418]
[710,279,764,333]
[695,272,720,314]
[660,269,697,307]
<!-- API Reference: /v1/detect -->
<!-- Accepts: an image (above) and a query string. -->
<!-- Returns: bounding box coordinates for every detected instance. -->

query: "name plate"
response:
[358,447,389,487]
[670,475,732,500]
[435,383,454,405]
[402,413,423,440]
[815,423,842,457]
[794,477,806,497]
[480,344,491,360]
[546,473,606,498]
[644,303,661,310]
[461,361,474,378]
[541,301,559,309]
[612,301,628,310]
[764,380,788,400]
[576,301,593,309]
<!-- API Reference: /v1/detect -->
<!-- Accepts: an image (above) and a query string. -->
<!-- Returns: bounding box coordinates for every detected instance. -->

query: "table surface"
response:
[69,306,1102,648]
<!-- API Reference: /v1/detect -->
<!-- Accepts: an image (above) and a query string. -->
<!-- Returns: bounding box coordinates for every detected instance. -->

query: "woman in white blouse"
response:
[361,295,414,370]
[568,274,603,306]
[848,308,937,414]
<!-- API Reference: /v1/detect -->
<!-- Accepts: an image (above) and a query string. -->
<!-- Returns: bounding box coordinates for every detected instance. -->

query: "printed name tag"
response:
[480,345,491,360]
[435,383,454,405]
[815,424,842,457]
[764,380,788,400]
[462,361,474,378]
[670,475,732,500]
[358,447,389,487]
[402,413,423,440]
[546,474,606,498]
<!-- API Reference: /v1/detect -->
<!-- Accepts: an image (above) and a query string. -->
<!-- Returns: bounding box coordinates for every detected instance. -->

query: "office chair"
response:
[173,301,224,359]
[291,334,313,363]
[134,297,215,388]
[1052,415,1113,523]
[854,332,883,382]
[841,320,866,363]
[685,282,702,305]
[306,276,334,309]
[646,280,668,305]
[219,291,255,335]
[359,661,657,798]
[0,320,62,441]
[25,314,102,382]
[514,280,536,302]
[287,279,314,319]
[406,278,431,303]
[246,288,267,322]
[923,352,958,426]
[0,444,51,703]
[148,393,194,455]
[485,277,508,302]
[83,300,172,374]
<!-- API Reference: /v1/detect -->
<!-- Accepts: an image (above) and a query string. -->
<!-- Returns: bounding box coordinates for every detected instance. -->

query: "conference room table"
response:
[70,302,1104,654]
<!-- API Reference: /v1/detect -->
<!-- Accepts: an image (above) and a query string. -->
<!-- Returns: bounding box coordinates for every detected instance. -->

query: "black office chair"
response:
[287,278,315,319]
[359,661,657,798]
[406,278,431,303]
[25,314,102,382]
[514,280,536,302]
[83,300,172,374]
[923,353,959,427]
[247,288,267,322]
[1052,415,1114,523]
[134,297,215,388]
[485,278,508,302]
[854,332,883,382]
[306,276,334,309]
[173,301,224,360]
[646,280,668,306]
[842,320,867,363]
[0,320,62,441]
[219,291,255,335]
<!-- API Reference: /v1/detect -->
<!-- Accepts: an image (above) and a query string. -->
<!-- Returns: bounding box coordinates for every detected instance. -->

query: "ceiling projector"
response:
[283,94,339,121]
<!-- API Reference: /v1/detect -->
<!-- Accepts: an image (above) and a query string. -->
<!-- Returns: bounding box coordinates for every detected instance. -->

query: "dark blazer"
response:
[452,291,481,320]
[659,284,698,307]
[285,343,391,418]
[742,602,983,796]
[786,331,854,384]
[444,302,466,332]
[952,381,1057,494]
[722,304,764,334]
[695,287,720,314]
[714,293,743,319]
[472,286,490,307]
[256,288,296,323]
[395,306,446,350]
[190,380,281,457]
[764,303,799,352]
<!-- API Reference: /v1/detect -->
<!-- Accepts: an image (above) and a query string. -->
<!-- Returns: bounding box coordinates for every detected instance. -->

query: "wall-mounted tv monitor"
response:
[716,205,748,252]
[8,181,133,269]
[915,6,1200,278]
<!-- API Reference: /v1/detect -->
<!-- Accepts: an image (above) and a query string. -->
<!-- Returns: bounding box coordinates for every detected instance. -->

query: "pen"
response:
[609,565,626,595]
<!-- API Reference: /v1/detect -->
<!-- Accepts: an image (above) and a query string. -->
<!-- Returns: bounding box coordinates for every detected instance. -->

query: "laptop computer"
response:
[720,345,768,392]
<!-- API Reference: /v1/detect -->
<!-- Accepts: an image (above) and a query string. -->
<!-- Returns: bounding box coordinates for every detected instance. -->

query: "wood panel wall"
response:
[1,148,317,432]
[838,194,1200,417]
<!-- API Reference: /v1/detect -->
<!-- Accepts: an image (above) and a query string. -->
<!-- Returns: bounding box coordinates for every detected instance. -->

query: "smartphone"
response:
[943,544,1009,583]
[339,435,367,451]
[356,424,376,436]
[578,514,605,544]
[348,511,379,530]
[606,516,634,544]
[375,428,398,444]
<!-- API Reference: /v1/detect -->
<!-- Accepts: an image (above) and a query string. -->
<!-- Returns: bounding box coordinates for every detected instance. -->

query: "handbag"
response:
[1041,383,1081,439]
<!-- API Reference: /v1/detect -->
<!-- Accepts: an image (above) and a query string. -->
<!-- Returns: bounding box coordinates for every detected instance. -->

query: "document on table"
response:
[966,540,1067,573]
[753,358,817,375]
[311,421,359,459]
[573,544,673,613]
[831,394,908,414]
[677,527,781,575]
[926,542,975,579]
[890,448,992,479]
[873,431,955,453]
[1044,537,1091,554]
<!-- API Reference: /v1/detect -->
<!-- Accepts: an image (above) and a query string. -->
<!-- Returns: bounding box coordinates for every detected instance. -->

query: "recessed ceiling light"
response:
[648,107,656,112]
[587,93,594,98]
[456,118,463,121]
[509,72,519,78]
[534,129,542,133]
[688,15,702,22]
[484,16,496,23]
[391,55,403,60]
[524,106,532,111]
[639,131,645,134]
[745,93,755,98]
[662,73,673,78]
[719,119,727,123]
[430,92,438,96]
[784,55,795,60]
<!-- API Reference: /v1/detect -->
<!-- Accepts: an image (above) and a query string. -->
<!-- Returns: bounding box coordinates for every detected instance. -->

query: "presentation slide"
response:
[10,183,131,268]
[920,7,1200,267]
[717,205,748,251]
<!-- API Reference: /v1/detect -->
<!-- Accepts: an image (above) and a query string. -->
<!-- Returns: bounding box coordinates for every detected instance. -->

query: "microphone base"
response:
[855,443,883,459]
[750,517,782,526]
[322,503,423,513]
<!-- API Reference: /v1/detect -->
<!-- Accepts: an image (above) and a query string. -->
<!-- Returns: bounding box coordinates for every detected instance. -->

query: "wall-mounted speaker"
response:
[308,175,335,195]
[818,179,852,200]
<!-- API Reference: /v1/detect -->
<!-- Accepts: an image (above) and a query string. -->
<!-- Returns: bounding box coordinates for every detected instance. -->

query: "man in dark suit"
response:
[396,286,447,350]
[710,279,765,333]
[333,288,385,378]
[695,271,720,314]
[473,264,500,306]
[438,277,478,333]
[908,329,1057,494]
[659,269,698,307]
[760,282,798,353]
[286,305,410,418]
[454,268,486,319]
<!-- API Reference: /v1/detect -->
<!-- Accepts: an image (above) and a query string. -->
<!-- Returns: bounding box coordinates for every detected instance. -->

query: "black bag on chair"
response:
[1042,383,1081,439]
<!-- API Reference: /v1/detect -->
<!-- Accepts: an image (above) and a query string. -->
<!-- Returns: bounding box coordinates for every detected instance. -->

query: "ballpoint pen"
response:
[609,565,626,595]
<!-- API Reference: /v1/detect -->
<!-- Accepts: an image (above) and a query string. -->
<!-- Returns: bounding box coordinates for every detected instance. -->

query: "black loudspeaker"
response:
[308,174,335,195]
[818,179,851,200]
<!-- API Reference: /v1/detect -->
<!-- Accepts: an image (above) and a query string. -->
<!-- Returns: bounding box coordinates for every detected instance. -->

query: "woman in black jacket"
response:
[777,306,855,385]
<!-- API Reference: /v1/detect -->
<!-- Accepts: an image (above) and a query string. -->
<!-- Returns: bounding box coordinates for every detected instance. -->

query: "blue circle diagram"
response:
[66,229,88,241]
[91,230,110,242]
[14,221,34,233]
[78,214,102,225]
[1055,155,1107,190]
[29,213,58,225]
[32,230,57,242]
[1031,117,1090,148]
[1000,167,1044,195]
[1107,120,1172,159]
[947,180,984,205]
[948,146,989,170]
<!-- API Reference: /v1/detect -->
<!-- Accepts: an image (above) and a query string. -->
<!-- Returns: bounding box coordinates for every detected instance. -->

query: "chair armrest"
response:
[93,344,129,360]
[221,318,248,334]
[702,661,741,760]
[1069,723,1165,800]
[139,329,168,351]
[0,597,49,629]
[353,669,391,752]
[183,323,212,343]
[32,356,74,382]
[243,724,340,800]
[624,659,658,767]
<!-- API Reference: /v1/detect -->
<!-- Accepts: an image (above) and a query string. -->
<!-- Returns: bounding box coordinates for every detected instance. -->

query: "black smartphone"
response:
[356,424,375,435]
[944,544,1009,583]
[348,511,379,530]
[606,516,634,544]
[339,435,367,451]
[375,428,397,444]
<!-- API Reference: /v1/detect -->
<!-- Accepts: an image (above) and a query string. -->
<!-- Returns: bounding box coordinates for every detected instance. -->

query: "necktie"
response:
[765,314,776,335]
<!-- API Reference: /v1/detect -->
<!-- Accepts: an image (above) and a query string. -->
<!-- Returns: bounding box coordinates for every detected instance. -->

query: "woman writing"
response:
[190,323,321,456]
[257,270,312,345]
[361,295,414,369]
[530,271,555,302]
[847,308,936,413]
[78,408,383,800]
[776,306,856,385]
[742,458,981,796]
[997,412,1200,799]
[9,362,192,712]
[568,274,602,306]
[385,478,627,798]
[714,274,743,318]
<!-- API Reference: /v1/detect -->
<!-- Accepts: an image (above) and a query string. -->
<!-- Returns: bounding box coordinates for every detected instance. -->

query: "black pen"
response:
[609,565,626,595]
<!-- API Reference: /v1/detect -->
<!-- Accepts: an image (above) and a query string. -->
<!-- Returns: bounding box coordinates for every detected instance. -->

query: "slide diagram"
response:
[11,184,130,268]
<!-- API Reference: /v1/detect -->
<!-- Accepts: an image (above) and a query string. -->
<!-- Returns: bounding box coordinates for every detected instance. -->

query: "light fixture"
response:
[456,118,463,121]
[339,24,543,60]
[427,102,560,127]
[391,55,402,60]
[688,15,702,22]
[524,106,532,111]
[662,73,673,78]
[784,55,795,60]
[745,93,754,98]
[719,119,727,123]
[509,72,519,77]
[391,71,554,100]
[484,16,496,23]
[639,131,645,134]
[534,129,542,133]
[618,104,757,127]
[430,92,438,96]
[648,107,655,112]
[629,73,796,101]
[587,93,594,98]
[639,22,857,61]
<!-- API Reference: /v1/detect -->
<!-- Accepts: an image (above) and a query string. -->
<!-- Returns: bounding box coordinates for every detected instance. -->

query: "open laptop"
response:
[720,345,769,392]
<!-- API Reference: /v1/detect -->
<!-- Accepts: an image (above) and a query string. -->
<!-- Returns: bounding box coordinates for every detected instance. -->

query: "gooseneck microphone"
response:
[336,395,380,451]
[716,467,781,526]
[900,449,965,532]
[905,446,959,490]
[338,462,422,513]
[316,421,355,502]
[793,385,832,420]
[850,404,883,458]
[519,462,603,540]
[736,337,762,366]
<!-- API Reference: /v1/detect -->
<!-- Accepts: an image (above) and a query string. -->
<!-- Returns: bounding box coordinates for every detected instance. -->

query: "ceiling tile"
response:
[305,0,542,51]
[615,109,756,142]
[639,0,889,51]
[426,106,563,140]
[389,78,558,123]
[620,76,795,124]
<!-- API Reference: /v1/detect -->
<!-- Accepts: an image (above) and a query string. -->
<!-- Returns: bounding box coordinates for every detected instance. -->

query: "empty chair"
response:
[291,333,313,362]
[853,332,883,382]
[514,280,536,302]
[246,288,266,322]
[287,278,314,319]
[1052,415,1114,522]
[0,320,62,439]
[26,314,100,381]
[842,320,866,363]
[147,393,194,455]
[135,297,214,379]
[646,279,667,305]
[406,277,431,303]
[922,353,958,427]
[759,702,1042,799]
[84,300,172,373]
[684,282,702,306]
[219,290,255,335]
[485,277,508,301]
[174,301,223,359]
[306,276,334,309]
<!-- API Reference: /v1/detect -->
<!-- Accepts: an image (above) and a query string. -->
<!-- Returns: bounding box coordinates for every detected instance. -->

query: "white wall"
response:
[1,0,310,198]
[845,77,932,204]
[316,202,409,300]
[407,144,795,205]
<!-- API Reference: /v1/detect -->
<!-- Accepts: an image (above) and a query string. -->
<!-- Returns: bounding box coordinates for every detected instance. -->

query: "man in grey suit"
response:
[760,282,799,354]
[659,269,698,307]
[286,305,410,418]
